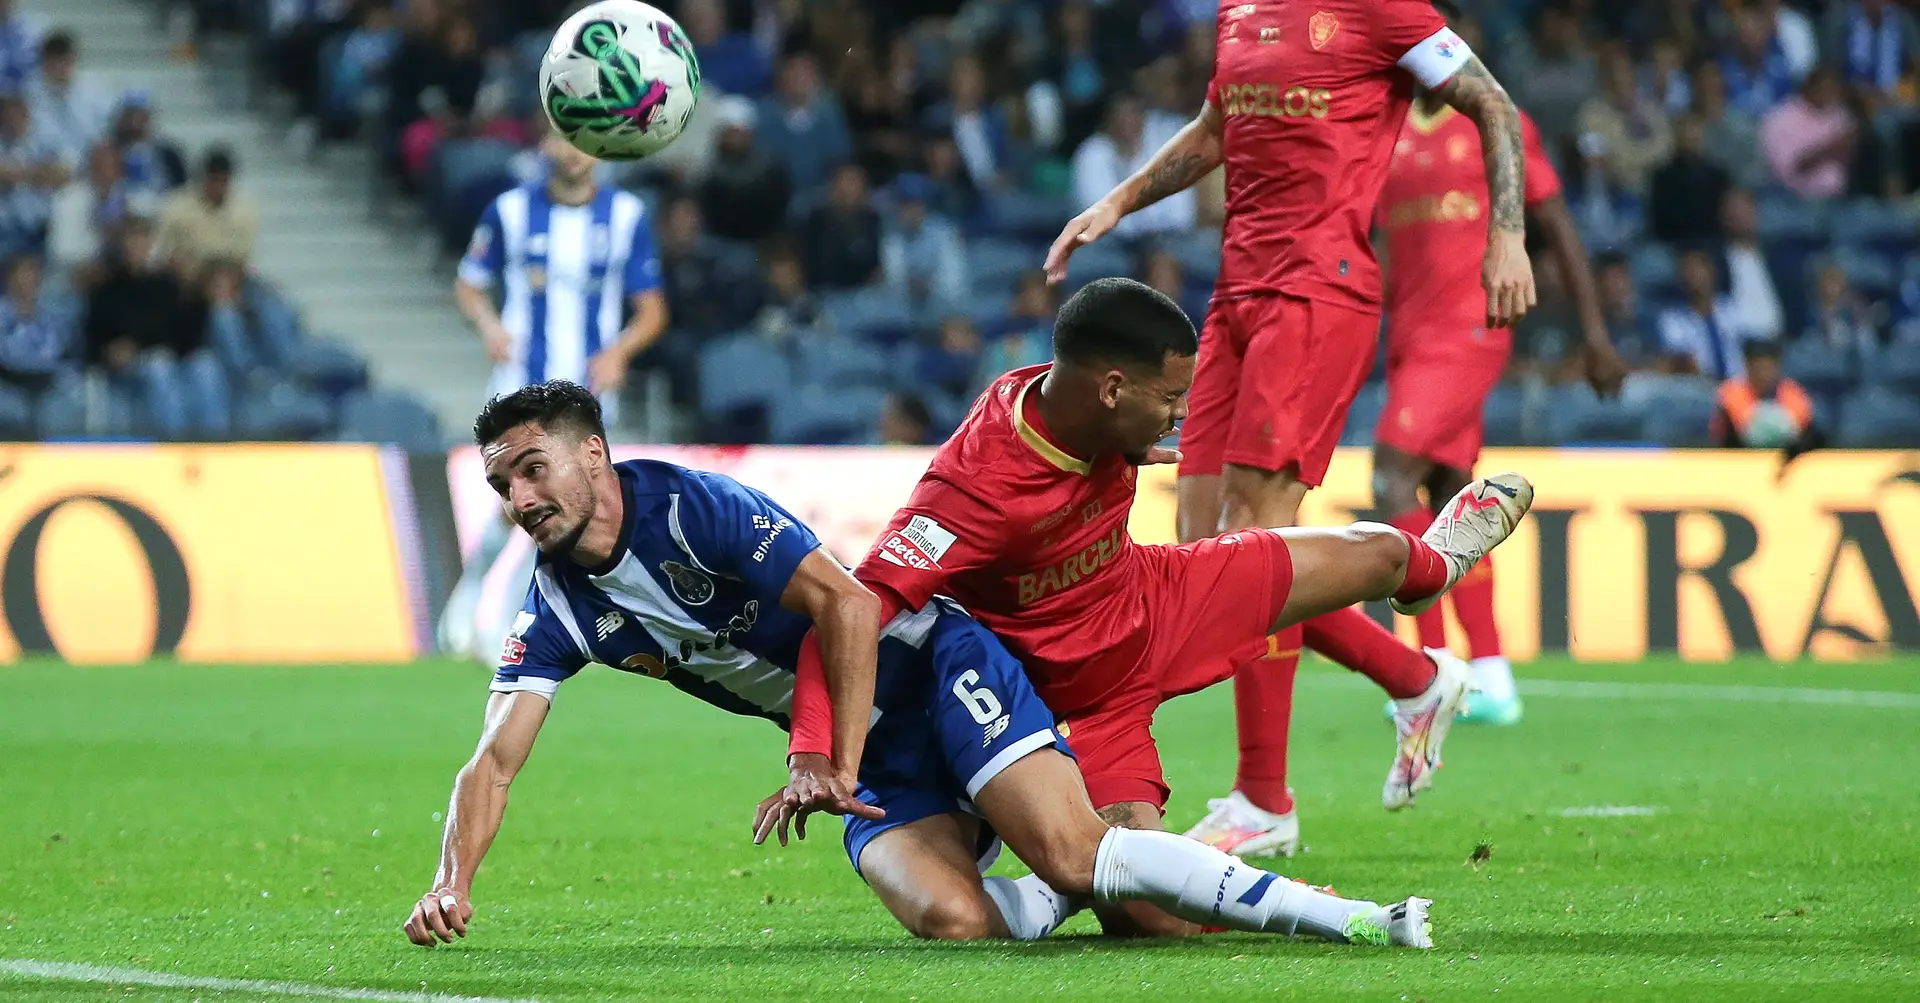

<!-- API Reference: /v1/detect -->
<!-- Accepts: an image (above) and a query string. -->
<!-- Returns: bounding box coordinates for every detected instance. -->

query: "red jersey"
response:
[1208,0,1471,311]
[854,365,1150,716]
[1376,105,1562,331]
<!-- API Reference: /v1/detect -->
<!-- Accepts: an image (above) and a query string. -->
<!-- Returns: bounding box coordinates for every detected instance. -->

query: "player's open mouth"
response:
[524,509,557,532]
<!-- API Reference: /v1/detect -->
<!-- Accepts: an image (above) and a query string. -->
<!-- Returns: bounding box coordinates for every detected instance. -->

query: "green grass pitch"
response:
[3,656,1918,1002]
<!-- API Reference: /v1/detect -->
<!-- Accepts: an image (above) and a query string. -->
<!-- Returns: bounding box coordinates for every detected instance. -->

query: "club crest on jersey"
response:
[659,559,715,606]
[1309,11,1339,49]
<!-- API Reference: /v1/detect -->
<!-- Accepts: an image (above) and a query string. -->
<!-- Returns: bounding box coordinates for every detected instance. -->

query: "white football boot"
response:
[1344,896,1435,948]
[1383,648,1475,811]
[1390,473,1535,617]
[1182,790,1300,857]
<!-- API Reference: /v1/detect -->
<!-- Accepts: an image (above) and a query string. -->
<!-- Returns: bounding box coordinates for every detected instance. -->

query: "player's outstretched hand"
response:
[752,753,883,846]
[1142,445,1182,466]
[1045,200,1123,285]
[1482,230,1537,329]
[402,888,473,947]
[1583,340,1629,397]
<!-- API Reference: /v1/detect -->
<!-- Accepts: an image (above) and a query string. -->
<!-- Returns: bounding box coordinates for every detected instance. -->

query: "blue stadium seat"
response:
[1831,198,1920,259]
[983,191,1075,243]
[769,383,888,444]
[1837,388,1920,447]
[237,381,336,441]
[336,390,444,452]
[1756,195,1829,246]
[1629,244,1677,290]
[1864,339,1920,397]
[966,237,1038,293]
[1780,337,1858,397]
[1059,241,1133,294]
[1546,385,1646,443]
[1642,384,1719,446]
[962,289,1016,332]
[1167,229,1223,285]
[697,332,792,422]
[287,339,370,400]
[796,336,893,389]
[1482,383,1526,447]
[1831,246,1897,299]
[818,288,915,342]
[1339,381,1387,447]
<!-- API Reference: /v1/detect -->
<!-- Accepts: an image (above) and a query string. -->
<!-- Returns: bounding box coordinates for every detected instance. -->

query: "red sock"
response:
[1232,626,1298,816]
[1449,552,1501,659]
[1387,509,1447,650]
[1391,529,1452,606]
[1302,606,1436,700]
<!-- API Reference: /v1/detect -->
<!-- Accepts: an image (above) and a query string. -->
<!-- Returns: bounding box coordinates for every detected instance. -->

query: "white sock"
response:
[1470,656,1515,701]
[982,874,1079,940]
[1091,827,1371,941]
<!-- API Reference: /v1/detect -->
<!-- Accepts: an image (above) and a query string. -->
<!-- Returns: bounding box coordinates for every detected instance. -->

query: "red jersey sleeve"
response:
[1521,113,1563,205]
[853,475,1008,612]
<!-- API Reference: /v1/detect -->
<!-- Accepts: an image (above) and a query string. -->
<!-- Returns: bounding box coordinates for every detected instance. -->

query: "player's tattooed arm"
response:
[1121,102,1226,213]
[1432,57,1525,235]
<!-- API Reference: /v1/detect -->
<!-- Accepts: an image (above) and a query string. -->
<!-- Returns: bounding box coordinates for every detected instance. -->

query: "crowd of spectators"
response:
[223,0,1920,446]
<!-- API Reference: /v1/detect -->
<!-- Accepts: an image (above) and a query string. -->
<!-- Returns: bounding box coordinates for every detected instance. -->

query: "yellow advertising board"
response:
[0,444,420,664]
[1132,448,1920,661]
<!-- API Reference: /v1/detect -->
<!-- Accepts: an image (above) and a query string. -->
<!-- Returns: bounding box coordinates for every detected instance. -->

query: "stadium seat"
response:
[967,237,1038,292]
[818,288,915,342]
[336,390,445,452]
[1167,229,1223,285]
[1546,385,1646,443]
[1864,340,1920,397]
[962,289,1016,332]
[1831,246,1897,299]
[697,332,792,433]
[796,336,893,389]
[769,383,888,444]
[1059,241,1133,295]
[1756,195,1829,245]
[1629,244,1677,291]
[1780,337,1858,397]
[1482,384,1527,447]
[1837,388,1920,447]
[983,190,1076,243]
[1339,382,1387,447]
[237,381,336,441]
[287,339,371,400]
[1642,385,1719,446]
[1831,198,1920,258]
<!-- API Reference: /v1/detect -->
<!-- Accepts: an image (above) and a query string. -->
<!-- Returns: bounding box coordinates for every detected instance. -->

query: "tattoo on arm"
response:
[1121,103,1225,214]
[1433,57,1525,234]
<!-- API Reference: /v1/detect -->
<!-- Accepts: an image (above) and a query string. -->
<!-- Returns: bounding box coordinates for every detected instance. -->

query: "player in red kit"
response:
[778,279,1535,939]
[1372,10,1621,726]
[1049,0,1539,856]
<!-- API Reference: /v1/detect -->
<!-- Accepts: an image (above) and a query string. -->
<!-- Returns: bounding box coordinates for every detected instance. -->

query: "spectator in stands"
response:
[1074,93,1193,243]
[845,56,916,185]
[0,92,69,257]
[1042,1,1112,154]
[917,315,984,401]
[1595,250,1656,367]
[1809,259,1887,353]
[920,135,978,226]
[1718,188,1785,342]
[85,217,229,439]
[0,0,42,93]
[683,0,769,97]
[1754,0,1821,83]
[751,241,821,342]
[202,258,294,383]
[657,196,748,339]
[1512,3,1598,150]
[698,95,791,243]
[157,146,260,279]
[1577,46,1674,194]
[1641,38,1693,116]
[1711,338,1816,449]
[801,162,881,291]
[48,141,153,281]
[1658,245,1755,381]
[977,270,1056,386]
[1691,61,1768,191]
[1761,67,1858,200]
[319,2,403,141]
[0,252,81,437]
[110,93,185,200]
[881,173,968,312]
[1723,4,1800,117]
[924,53,1011,193]
[1821,0,1920,104]
[755,51,851,194]
[876,390,932,446]
[1650,115,1732,244]
[24,32,113,161]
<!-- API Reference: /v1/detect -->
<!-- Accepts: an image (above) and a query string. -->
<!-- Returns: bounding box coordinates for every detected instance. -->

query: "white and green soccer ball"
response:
[539,0,702,161]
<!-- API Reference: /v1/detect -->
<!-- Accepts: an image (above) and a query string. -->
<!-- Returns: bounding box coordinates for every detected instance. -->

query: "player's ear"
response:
[1097,369,1127,409]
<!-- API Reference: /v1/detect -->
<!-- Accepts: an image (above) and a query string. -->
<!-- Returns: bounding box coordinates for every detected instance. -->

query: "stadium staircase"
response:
[37,0,491,432]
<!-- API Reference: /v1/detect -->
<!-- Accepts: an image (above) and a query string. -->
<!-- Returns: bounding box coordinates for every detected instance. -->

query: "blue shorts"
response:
[842,602,1071,877]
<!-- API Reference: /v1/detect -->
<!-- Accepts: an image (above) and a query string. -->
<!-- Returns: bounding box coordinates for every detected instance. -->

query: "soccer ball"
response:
[539,0,702,162]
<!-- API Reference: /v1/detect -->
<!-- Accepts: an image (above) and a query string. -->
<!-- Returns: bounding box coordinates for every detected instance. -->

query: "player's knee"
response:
[905,895,999,941]
[1345,522,1411,593]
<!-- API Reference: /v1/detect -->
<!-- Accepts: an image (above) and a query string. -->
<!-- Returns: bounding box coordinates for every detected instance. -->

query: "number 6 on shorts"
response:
[952,670,1004,725]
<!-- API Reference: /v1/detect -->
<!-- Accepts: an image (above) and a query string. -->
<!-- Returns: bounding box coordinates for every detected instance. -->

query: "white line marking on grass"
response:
[1556,805,1664,817]
[0,959,541,1003]
[1518,679,1920,710]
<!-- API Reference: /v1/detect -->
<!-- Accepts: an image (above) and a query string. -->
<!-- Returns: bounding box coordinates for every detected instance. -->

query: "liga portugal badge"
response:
[1309,11,1339,49]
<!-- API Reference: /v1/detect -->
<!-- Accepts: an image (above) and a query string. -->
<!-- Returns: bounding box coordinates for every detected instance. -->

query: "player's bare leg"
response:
[1421,463,1519,725]
[1175,473,1225,546]
[972,750,1433,947]
[858,814,1016,940]
[1375,443,1449,651]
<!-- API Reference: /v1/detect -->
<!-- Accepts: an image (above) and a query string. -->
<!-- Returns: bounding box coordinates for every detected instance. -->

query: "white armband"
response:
[1397,27,1473,90]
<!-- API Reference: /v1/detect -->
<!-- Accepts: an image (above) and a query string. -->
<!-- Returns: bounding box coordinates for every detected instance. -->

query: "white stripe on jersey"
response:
[535,564,593,659]
[591,551,797,715]
[666,493,714,573]
[485,187,650,392]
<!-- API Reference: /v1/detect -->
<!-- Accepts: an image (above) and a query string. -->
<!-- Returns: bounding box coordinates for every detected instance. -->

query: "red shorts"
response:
[1179,294,1381,486]
[1053,529,1295,811]
[1374,325,1512,472]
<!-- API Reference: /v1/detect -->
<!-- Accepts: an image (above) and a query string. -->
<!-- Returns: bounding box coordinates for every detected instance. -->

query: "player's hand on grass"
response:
[1045,200,1124,285]
[402,888,473,947]
[752,753,883,846]
[1482,230,1536,329]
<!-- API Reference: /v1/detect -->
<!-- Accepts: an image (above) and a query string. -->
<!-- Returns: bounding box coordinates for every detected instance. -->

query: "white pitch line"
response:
[1517,679,1920,710]
[0,959,541,1003]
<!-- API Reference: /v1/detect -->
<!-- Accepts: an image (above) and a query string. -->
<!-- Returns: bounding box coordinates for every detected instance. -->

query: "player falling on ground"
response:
[777,279,1533,939]
[1371,8,1621,725]
[1048,0,1536,857]
[437,131,669,662]
[402,381,1435,950]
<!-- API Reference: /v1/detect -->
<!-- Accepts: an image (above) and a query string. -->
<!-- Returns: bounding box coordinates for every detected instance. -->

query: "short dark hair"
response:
[204,145,236,176]
[1742,337,1782,360]
[1052,277,1197,370]
[473,380,608,447]
[41,31,74,60]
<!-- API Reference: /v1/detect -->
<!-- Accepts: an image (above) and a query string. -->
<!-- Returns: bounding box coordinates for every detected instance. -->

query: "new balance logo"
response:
[983,714,1011,746]
[595,611,625,640]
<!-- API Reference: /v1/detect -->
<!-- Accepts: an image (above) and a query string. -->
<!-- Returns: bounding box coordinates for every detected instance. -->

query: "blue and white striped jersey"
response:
[459,183,663,398]
[490,460,940,728]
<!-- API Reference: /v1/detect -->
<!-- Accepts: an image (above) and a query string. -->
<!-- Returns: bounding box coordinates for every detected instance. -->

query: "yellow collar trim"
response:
[1013,372,1092,476]
[1406,104,1456,135]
